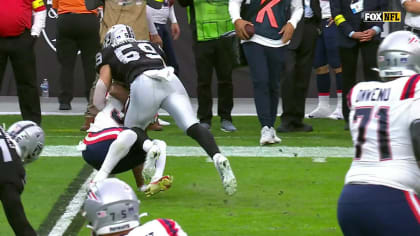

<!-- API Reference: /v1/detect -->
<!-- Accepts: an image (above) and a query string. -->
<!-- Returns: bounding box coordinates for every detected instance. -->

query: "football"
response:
[245,24,255,38]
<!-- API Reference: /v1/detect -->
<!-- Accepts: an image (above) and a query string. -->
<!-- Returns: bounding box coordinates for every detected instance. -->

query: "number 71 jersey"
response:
[96,40,166,86]
[346,74,420,193]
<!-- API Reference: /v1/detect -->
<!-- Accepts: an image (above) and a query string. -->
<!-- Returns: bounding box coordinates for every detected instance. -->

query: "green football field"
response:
[0,115,354,235]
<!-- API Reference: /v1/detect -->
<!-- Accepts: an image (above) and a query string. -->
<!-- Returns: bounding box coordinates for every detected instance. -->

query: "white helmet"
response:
[103,24,136,48]
[83,178,140,235]
[377,30,420,80]
[7,121,44,164]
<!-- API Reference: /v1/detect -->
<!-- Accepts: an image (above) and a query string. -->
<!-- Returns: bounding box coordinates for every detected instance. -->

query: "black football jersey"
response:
[0,127,25,192]
[96,40,167,85]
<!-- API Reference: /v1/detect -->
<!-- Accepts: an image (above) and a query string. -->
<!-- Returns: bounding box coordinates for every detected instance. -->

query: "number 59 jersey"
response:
[346,74,420,194]
[96,40,166,86]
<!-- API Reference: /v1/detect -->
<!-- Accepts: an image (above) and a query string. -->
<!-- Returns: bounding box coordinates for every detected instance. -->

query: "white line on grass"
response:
[48,170,97,236]
[43,145,354,158]
[46,145,353,235]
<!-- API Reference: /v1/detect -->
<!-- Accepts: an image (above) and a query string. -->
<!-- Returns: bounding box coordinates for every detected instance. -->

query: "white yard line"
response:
[43,145,354,158]
[46,144,353,235]
[47,170,96,236]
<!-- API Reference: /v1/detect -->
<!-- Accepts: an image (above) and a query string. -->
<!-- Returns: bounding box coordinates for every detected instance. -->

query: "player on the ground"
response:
[337,31,420,235]
[0,121,44,236]
[84,178,187,236]
[79,83,172,197]
[93,24,236,195]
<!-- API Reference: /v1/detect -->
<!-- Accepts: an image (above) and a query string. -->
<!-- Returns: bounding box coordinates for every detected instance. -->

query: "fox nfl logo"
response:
[363,11,401,22]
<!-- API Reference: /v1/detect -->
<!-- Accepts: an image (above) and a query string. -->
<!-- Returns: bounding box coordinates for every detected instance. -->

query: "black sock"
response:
[186,123,220,158]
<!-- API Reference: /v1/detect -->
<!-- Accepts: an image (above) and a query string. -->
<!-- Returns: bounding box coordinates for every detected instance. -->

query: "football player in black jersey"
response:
[0,121,44,236]
[93,24,237,195]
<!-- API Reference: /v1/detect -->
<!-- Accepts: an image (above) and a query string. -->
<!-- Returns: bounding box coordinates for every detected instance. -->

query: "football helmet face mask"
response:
[83,178,140,235]
[7,121,44,164]
[103,24,136,48]
[377,31,420,80]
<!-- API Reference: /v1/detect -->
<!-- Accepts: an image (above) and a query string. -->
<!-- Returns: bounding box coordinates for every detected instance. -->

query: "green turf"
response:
[0,157,85,236]
[0,115,353,235]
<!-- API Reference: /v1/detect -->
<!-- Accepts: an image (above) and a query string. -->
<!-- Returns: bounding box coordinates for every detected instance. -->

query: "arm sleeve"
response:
[288,0,303,29]
[229,0,243,23]
[330,0,354,37]
[0,184,37,236]
[146,7,158,35]
[31,0,47,37]
[169,5,177,23]
[363,0,387,32]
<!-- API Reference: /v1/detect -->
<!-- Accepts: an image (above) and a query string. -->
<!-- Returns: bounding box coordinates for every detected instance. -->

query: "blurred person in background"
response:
[0,121,44,236]
[0,0,46,125]
[147,0,181,75]
[402,0,420,37]
[277,0,321,133]
[53,0,101,111]
[179,0,237,132]
[337,30,420,235]
[80,0,163,131]
[84,178,187,236]
[330,0,388,129]
[229,0,303,144]
[305,0,343,120]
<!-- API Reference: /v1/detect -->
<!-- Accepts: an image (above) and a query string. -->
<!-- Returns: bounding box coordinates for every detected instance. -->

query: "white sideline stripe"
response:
[48,170,97,236]
[43,145,354,158]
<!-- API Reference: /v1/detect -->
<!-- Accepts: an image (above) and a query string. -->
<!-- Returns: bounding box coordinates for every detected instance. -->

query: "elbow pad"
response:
[410,119,420,161]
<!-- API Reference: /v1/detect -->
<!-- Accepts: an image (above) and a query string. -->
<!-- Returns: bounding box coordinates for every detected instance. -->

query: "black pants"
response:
[281,21,319,126]
[339,41,380,123]
[193,37,234,123]
[0,29,41,125]
[56,13,100,104]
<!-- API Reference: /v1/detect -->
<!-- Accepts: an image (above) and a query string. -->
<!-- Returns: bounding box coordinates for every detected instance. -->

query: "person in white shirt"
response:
[337,30,420,235]
[147,0,180,75]
[229,0,303,145]
[402,0,420,36]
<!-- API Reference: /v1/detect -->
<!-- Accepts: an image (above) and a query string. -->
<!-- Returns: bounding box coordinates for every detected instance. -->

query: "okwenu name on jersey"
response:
[355,87,391,102]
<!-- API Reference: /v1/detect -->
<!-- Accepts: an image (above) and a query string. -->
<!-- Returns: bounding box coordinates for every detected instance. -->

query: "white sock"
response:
[151,140,167,182]
[336,92,342,110]
[318,95,330,108]
[94,129,137,182]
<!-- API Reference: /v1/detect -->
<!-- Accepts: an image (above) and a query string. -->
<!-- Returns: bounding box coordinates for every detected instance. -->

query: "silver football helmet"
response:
[83,178,140,235]
[103,24,136,48]
[377,30,420,80]
[7,121,44,164]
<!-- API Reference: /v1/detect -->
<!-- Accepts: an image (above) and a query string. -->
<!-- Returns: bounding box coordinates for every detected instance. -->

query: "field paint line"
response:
[43,145,354,158]
[48,170,97,236]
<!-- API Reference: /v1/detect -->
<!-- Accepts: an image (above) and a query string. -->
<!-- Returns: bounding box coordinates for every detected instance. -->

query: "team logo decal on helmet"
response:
[377,31,420,79]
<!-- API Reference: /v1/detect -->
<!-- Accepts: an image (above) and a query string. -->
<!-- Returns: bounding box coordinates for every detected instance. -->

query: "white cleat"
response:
[270,127,281,143]
[306,106,331,119]
[158,118,171,126]
[213,154,237,195]
[328,107,344,120]
[260,126,275,145]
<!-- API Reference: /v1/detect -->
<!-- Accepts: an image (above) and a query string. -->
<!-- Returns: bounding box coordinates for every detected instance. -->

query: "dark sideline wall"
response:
[1,0,402,99]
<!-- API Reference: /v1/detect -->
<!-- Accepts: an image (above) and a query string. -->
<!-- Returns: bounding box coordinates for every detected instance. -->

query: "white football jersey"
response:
[128,218,187,236]
[87,95,125,132]
[346,74,420,194]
